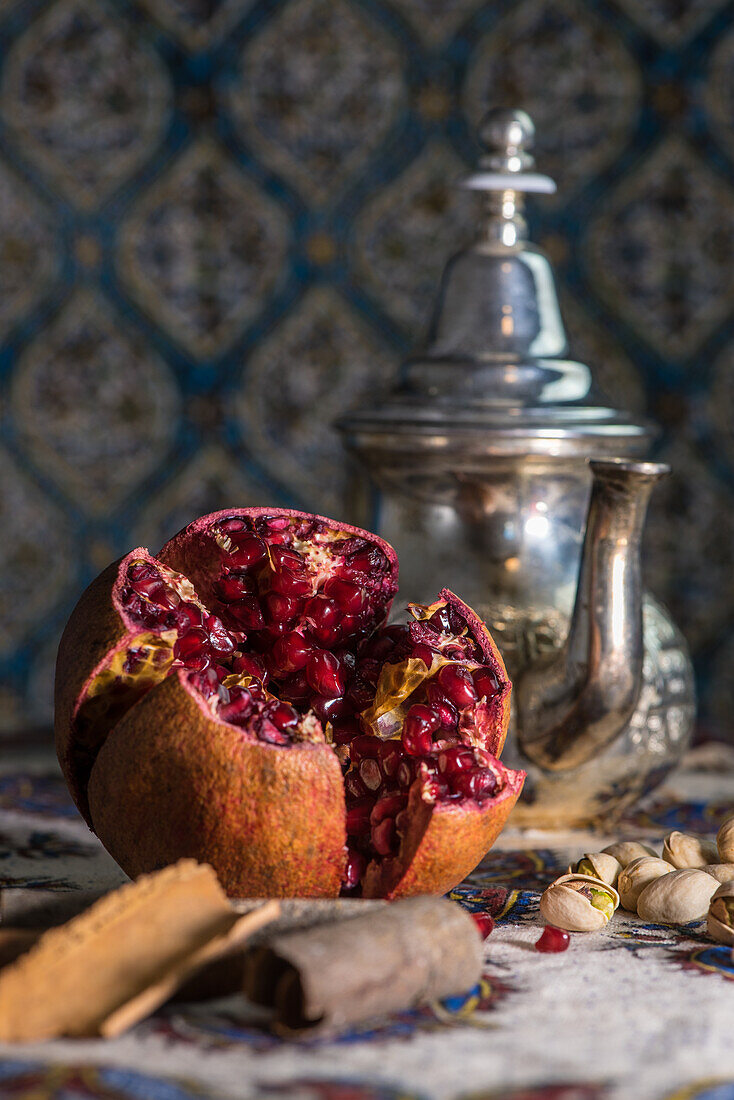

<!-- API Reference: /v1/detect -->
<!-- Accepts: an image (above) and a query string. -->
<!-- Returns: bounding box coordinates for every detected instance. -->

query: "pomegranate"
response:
[55,508,523,899]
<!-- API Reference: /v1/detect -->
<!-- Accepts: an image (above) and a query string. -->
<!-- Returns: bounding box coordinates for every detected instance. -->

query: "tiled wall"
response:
[0,0,732,740]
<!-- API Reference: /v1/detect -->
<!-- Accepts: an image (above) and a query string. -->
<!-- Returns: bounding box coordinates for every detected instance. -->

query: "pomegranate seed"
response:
[268,701,299,732]
[219,689,254,724]
[356,657,381,684]
[397,759,415,787]
[218,517,247,533]
[174,628,209,661]
[228,535,268,570]
[428,605,452,633]
[371,819,396,856]
[421,774,451,801]
[473,666,500,700]
[436,664,478,709]
[257,515,291,534]
[471,912,495,939]
[271,567,312,598]
[370,791,407,825]
[346,799,373,835]
[270,545,304,569]
[378,740,404,779]
[331,717,361,745]
[257,718,289,744]
[411,643,435,668]
[323,577,366,613]
[359,758,382,791]
[342,846,366,889]
[343,546,385,575]
[345,771,368,800]
[205,614,235,653]
[279,670,311,702]
[180,603,204,627]
[305,595,340,632]
[229,596,264,631]
[402,703,440,756]
[306,650,345,697]
[312,695,352,723]
[273,630,312,672]
[438,745,475,776]
[346,677,374,712]
[350,735,381,763]
[449,768,497,801]
[425,683,458,729]
[232,653,268,683]
[264,592,300,625]
[535,925,570,953]
[216,573,253,601]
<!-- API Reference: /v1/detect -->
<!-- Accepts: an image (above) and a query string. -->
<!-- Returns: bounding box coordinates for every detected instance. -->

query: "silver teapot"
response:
[339,109,695,828]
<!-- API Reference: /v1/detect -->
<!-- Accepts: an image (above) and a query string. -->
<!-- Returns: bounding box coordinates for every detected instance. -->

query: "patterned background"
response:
[0,0,732,743]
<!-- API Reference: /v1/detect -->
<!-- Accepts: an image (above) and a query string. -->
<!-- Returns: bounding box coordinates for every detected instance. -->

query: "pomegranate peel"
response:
[55,507,523,898]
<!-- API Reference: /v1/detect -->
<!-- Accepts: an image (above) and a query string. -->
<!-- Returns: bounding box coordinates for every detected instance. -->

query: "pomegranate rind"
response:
[157,507,399,619]
[86,671,347,898]
[55,549,163,822]
[438,588,512,757]
[362,760,525,900]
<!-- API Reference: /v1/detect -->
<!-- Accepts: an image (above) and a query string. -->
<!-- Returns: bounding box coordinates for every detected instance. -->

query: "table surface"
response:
[0,745,733,1100]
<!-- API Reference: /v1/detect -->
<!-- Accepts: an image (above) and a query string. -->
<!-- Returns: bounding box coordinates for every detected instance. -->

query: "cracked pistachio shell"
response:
[662,831,719,869]
[601,841,657,868]
[707,880,734,946]
[702,863,734,884]
[717,815,734,864]
[570,853,622,887]
[637,868,719,925]
[539,873,620,932]
[617,857,674,912]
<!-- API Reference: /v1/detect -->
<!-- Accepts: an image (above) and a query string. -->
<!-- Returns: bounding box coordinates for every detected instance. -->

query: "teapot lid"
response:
[339,108,653,458]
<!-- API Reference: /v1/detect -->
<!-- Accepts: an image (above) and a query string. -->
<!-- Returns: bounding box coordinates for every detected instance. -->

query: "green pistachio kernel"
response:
[589,888,616,921]
[577,858,596,877]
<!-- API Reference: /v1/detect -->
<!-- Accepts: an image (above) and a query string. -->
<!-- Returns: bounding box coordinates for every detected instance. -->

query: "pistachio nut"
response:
[707,880,734,946]
[539,873,620,932]
[601,840,657,868]
[702,863,734,884]
[662,831,718,869]
[717,814,734,864]
[570,852,622,887]
[636,868,719,925]
[617,857,673,912]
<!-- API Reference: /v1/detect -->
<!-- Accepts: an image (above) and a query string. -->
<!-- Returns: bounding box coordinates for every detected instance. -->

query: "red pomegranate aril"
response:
[218,517,247,534]
[437,664,478,709]
[449,768,497,801]
[272,630,312,672]
[279,670,311,702]
[346,678,374,712]
[270,567,312,599]
[306,650,345,697]
[257,515,291,534]
[232,653,268,683]
[229,596,265,631]
[356,657,381,685]
[312,695,352,723]
[346,798,373,835]
[174,628,208,661]
[268,701,299,731]
[345,771,368,800]
[257,718,289,745]
[359,758,382,791]
[228,536,268,570]
[264,592,300,625]
[397,759,415,787]
[425,683,458,729]
[535,925,570,953]
[205,614,236,653]
[344,546,385,575]
[473,666,500,700]
[402,703,440,756]
[343,846,366,889]
[304,596,340,632]
[219,689,254,724]
[438,745,475,776]
[378,740,404,779]
[349,735,381,763]
[370,791,407,825]
[323,577,366,614]
[411,643,435,669]
[422,774,451,801]
[371,818,396,857]
[472,912,495,939]
[331,718,362,745]
[270,545,303,569]
[216,574,253,601]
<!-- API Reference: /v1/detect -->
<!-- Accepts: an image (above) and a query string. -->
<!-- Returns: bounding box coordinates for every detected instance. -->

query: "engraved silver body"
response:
[339,109,695,827]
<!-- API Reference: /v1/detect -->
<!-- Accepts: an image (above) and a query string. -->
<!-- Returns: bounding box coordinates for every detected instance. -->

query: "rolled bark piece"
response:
[244,896,482,1036]
[0,860,279,1042]
[177,897,387,1002]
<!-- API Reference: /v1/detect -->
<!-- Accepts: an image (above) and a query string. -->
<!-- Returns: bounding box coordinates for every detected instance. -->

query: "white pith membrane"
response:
[75,513,509,894]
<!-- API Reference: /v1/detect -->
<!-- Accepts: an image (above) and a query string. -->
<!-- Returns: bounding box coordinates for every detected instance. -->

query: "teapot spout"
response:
[517,459,669,771]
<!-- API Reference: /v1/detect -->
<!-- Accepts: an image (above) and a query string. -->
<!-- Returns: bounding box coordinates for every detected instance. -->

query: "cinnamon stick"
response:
[0,860,278,1041]
[243,896,482,1036]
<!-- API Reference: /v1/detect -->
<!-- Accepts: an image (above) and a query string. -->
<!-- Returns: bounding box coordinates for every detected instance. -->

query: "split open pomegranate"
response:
[55,508,524,898]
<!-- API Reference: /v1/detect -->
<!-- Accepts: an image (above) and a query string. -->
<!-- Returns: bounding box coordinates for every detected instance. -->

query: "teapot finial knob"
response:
[478,107,535,173]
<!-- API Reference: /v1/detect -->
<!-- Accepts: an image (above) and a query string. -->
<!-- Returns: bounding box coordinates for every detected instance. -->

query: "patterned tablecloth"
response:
[0,745,733,1100]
